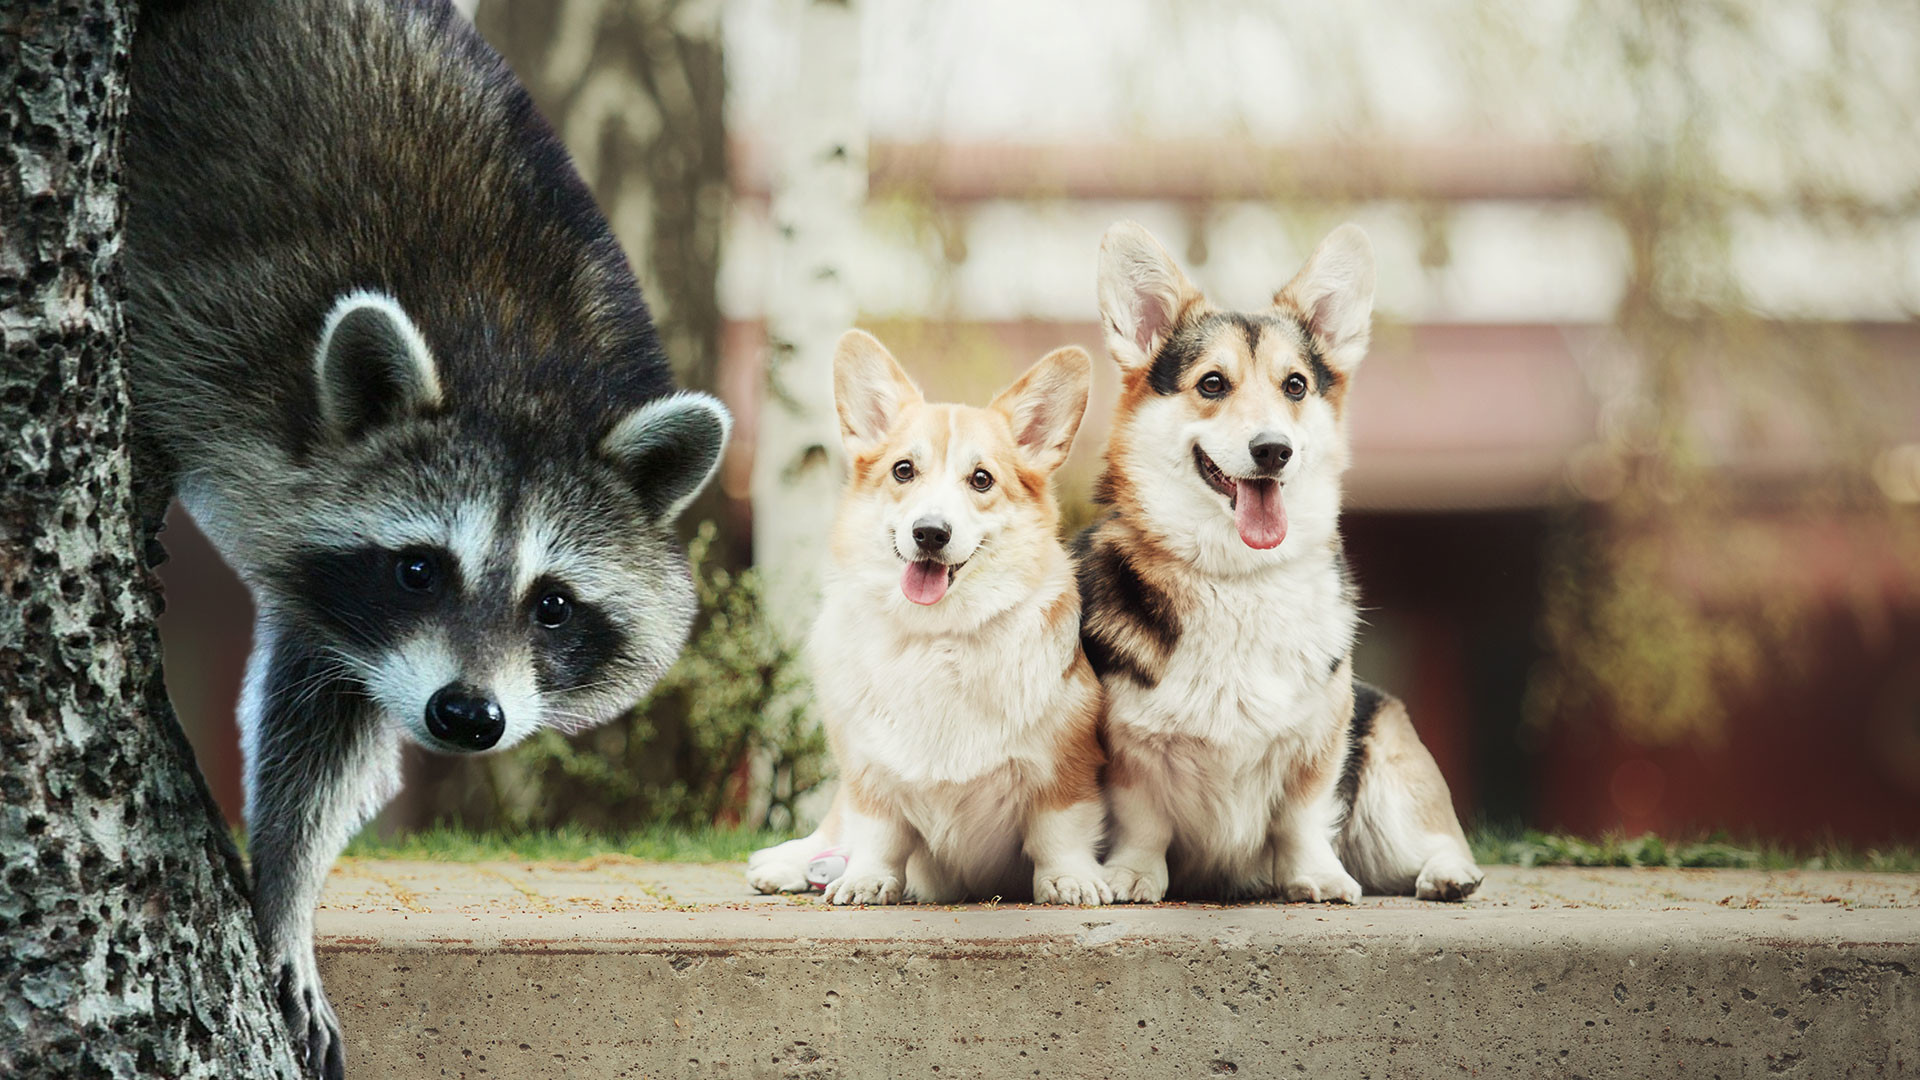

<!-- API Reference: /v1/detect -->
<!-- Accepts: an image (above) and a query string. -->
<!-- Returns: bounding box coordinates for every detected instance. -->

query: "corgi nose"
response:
[912,517,952,554]
[1248,433,1293,475]
[426,685,505,751]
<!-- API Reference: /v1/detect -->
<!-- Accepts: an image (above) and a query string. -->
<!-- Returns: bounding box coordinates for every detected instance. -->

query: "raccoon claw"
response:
[1415,853,1484,902]
[1036,871,1114,906]
[1101,862,1168,904]
[276,959,345,1080]
[1280,868,1362,905]
[822,872,903,906]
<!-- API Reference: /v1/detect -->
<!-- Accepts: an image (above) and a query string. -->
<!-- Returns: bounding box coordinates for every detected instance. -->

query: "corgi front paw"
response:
[1036,869,1114,906]
[746,860,812,894]
[822,872,903,905]
[1415,852,1484,902]
[1279,866,1362,904]
[1101,860,1168,904]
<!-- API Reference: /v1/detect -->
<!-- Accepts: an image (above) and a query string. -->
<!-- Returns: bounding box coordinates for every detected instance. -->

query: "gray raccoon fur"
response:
[124,1,729,1075]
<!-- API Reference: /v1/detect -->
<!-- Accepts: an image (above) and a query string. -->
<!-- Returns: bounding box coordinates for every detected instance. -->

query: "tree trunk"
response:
[473,0,727,397]
[0,4,300,1076]
[750,0,865,638]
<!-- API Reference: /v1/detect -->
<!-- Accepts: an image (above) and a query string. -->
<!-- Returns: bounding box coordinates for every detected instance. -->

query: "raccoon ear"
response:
[1097,221,1203,374]
[314,291,443,440]
[991,346,1092,475]
[833,329,923,454]
[1275,224,1375,372]
[600,391,732,521]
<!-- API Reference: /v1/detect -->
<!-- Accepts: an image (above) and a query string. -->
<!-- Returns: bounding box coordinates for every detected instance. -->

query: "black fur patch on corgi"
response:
[1337,680,1385,817]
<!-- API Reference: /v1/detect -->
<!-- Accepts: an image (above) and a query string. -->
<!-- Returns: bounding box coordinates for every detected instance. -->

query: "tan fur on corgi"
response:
[1078,222,1483,904]
[747,330,1111,905]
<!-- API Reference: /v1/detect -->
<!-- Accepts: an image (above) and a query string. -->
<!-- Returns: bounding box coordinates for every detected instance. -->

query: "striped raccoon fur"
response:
[1078,221,1482,905]
[125,1,727,1074]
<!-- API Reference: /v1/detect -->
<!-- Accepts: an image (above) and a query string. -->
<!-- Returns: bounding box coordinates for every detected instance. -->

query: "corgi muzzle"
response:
[1194,443,1289,550]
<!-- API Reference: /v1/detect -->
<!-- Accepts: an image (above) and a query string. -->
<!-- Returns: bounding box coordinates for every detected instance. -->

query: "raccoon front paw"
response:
[1280,866,1362,904]
[275,956,345,1080]
[1415,852,1484,902]
[822,872,903,906]
[1035,869,1114,906]
[1101,860,1168,904]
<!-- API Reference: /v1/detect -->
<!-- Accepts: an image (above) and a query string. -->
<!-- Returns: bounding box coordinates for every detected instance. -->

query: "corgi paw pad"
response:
[1101,864,1168,904]
[822,873,902,905]
[1281,869,1362,904]
[1037,873,1113,906]
[1416,855,1484,902]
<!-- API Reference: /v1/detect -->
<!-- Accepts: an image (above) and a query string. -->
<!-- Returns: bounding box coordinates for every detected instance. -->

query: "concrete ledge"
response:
[316,863,1920,1077]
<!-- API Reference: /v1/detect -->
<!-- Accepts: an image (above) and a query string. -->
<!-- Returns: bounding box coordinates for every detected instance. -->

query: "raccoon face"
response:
[1096,222,1374,571]
[275,292,728,753]
[828,330,1090,630]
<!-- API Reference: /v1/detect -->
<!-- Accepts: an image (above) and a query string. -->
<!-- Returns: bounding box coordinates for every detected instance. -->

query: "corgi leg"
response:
[1269,793,1362,904]
[1101,780,1172,903]
[1336,693,1483,901]
[821,802,917,906]
[1028,798,1112,906]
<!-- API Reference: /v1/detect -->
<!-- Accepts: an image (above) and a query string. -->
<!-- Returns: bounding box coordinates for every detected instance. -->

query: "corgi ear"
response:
[991,346,1091,475]
[1097,221,1204,374]
[600,392,732,521]
[314,291,442,440]
[833,329,923,454]
[1275,224,1375,373]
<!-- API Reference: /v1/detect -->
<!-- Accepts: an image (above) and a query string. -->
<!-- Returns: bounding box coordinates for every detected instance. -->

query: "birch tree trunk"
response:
[751,0,866,637]
[0,4,300,1076]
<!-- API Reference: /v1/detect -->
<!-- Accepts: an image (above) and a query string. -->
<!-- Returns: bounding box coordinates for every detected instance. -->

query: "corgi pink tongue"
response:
[1234,478,1287,549]
[901,560,950,605]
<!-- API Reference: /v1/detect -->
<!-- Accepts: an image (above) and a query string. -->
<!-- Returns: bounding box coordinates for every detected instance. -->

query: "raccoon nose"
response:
[425,686,505,751]
[1248,433,1294,475]
[912,517,951,554]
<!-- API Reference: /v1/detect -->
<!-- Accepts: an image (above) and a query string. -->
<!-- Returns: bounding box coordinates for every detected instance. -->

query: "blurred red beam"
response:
[730,138,1598,203]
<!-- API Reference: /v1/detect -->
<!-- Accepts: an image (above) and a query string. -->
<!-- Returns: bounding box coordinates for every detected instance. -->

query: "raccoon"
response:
[124,1,728,1075]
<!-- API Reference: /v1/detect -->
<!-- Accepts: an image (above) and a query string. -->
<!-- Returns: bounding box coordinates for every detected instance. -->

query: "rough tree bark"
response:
[0,3,301,1076]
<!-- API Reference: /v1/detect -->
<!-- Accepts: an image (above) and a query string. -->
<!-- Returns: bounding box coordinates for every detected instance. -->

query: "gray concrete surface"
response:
[316,860,1920,1078]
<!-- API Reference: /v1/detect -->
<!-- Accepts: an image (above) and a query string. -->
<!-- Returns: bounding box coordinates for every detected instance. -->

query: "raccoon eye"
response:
[1284,372,1309,400]
[534,591,572,629]
[969,468,994,493]
[395,552,437,593]
[1197,372,1229,398]
[891,459,915,483]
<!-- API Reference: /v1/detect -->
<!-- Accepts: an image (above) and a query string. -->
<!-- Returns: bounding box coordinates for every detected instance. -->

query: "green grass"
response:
[330,822,1920,871]
[339,823,789,863]
[1468,825,1920,872]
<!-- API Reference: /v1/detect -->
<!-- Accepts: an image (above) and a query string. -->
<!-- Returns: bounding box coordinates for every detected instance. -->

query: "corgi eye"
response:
[891,460,915,483]
[969,468,994,492]
[395,551,437,592]
[1197,372,1229,398]
[1284,373,1309,400]
[534,591,572,629]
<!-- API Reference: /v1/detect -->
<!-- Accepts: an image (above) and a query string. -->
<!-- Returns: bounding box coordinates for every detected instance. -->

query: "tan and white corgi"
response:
[1077,221,1483,904]
[747,330,1111,906]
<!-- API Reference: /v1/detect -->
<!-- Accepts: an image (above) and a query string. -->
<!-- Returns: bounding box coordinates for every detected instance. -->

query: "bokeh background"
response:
[157,0,1920,848]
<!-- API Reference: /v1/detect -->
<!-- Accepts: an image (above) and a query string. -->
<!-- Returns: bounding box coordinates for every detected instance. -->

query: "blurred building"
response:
[159,0,1920,845]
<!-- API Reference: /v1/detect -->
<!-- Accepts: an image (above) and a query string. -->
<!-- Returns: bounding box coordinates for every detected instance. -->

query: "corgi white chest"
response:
[1110,551,1356,751]
[811,588,1075,785]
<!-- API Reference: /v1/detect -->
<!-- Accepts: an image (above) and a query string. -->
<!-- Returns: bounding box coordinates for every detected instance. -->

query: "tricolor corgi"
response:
[747,331,1111,905]
[1078,222,1483,904]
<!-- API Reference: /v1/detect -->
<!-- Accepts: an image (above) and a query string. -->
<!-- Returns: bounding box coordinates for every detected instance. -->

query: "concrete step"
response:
[316,861,1920,1078]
